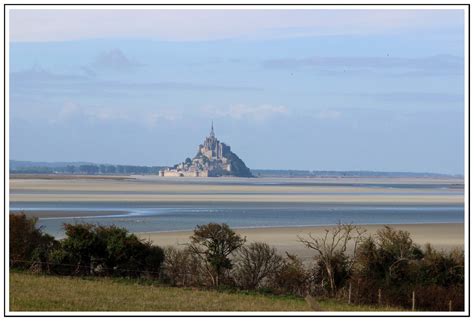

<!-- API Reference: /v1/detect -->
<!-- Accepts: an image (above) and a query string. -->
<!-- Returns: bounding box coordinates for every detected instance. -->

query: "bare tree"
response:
[297,223,365,296]
[162,246,205,287]
[234,242,284,289]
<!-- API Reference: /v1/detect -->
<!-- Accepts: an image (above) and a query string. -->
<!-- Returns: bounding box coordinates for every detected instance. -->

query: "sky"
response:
[8,8,465,174]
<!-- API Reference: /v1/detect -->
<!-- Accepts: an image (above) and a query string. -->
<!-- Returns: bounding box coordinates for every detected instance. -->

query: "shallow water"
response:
[10,202,464,238]
[9,177,465,237]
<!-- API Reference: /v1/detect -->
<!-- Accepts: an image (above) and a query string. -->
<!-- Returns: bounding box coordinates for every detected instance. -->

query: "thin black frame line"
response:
[3,2,5,319]
[2,2,470,318]
[467,3,471,318]
[2,3,473,5]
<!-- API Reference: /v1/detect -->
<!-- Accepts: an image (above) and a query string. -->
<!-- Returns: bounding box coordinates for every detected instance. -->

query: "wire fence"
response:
[9,258,162,276]
[337,281,461,312]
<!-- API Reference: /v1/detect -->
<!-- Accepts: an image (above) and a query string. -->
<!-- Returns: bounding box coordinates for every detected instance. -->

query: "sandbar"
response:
[9,176,464,205]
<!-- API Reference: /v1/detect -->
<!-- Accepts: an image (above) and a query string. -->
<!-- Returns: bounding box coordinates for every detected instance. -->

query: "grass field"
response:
[9,272,402,312]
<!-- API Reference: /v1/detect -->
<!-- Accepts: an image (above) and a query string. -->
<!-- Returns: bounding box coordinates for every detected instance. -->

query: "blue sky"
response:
[9,9,465,174]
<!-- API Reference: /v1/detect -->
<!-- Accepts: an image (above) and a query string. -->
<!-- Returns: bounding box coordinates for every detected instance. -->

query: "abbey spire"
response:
[210,121,215,138]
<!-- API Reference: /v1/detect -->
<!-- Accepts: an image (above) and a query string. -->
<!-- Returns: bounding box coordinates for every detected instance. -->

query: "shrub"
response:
[61,223,101,275]
[413,284,464,311]
[353,227,423,288]
[61,223,164,277]
[9,213,57,270]
[269,253,309,297]
[28,233,58,273]
[312,251,351,297]
[142,244,166,278]
[416,244,464,286]
[188,223,246,287]
[375,226,423,284]
[234,242,283,290]
[161,246,205,287]
[47,246,75,275]
[93,225,129,275]
[352,227,465,310]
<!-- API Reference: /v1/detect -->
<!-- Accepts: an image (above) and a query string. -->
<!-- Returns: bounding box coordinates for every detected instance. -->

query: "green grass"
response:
[9,272,402,312]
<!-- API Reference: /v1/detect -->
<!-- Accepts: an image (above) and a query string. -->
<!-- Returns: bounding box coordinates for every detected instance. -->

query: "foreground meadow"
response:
[9,272,403,312]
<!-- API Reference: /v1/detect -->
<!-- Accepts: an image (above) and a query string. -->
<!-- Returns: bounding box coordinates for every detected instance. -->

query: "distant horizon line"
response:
[9,159,464,177]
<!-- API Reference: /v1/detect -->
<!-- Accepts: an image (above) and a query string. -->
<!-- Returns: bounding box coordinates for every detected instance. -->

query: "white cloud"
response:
[83,107,184,127]
[84,108,128,122]
[39,99,186,128]
[145,110,183,128]
[48,101,80,124]
[316,109,342,120]
[49,102,138,125]
[202,104,289,121]
[58,101,79,117]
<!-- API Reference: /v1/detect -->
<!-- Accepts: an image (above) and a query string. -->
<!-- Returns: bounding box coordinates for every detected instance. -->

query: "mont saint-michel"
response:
[159,124,252,178]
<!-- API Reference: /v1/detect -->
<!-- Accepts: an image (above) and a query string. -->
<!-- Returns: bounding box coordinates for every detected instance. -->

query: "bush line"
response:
[10,213,464,311]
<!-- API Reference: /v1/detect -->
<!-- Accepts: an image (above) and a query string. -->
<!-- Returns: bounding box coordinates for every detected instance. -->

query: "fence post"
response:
[356,279,360,304]
[378,288,382,305]
[449,300,452,312]
[412,291,416,311]
[348,283,352,304]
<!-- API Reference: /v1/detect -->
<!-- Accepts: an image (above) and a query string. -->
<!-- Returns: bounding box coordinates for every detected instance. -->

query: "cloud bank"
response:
[202,104,289,121]
[9,9,464,42]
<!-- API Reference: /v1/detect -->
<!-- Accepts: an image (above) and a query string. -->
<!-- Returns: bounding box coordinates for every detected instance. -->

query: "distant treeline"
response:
[10,160,462,178]
[251,169,462,179]
[10,161,165,175]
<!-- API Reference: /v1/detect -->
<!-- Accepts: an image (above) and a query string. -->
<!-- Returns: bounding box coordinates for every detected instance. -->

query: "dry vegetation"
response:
[9,272,310,312]
[10,272,403,312]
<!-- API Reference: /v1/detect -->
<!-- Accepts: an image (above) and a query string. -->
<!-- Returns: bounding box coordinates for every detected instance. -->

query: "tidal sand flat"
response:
[10,175,464,204]
[9,175,465,242]
[138,223,465,262]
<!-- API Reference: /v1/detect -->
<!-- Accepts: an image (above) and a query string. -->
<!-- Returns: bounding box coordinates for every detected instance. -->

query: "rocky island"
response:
[160,124,253,177]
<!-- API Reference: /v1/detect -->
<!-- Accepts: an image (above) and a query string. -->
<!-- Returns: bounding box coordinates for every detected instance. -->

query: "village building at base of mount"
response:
[159,124,253,178]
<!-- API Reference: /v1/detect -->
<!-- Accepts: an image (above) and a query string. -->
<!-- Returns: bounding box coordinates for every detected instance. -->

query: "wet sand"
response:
[9,176,464,205]
[137,223,465,262]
